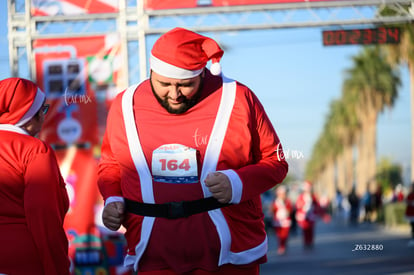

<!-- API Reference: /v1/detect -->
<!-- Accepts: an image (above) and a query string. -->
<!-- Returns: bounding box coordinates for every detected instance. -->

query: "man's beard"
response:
[151,78,204,114]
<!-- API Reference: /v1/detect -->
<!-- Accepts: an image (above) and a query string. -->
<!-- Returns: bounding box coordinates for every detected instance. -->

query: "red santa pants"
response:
[137,264,259,275]
[303,226,314,246]
[299,221,315,246]
[274,226,290,249]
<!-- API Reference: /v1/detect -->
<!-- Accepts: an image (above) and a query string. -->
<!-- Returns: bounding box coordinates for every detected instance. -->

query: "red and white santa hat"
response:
[150,27,224,79]
[0,77,46,126]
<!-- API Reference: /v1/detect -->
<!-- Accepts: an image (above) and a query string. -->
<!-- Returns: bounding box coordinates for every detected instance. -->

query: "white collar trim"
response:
[0,124,30,135]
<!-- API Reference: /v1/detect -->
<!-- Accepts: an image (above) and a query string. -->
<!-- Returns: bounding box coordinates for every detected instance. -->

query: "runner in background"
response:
[295,181,327,249]
[271,185,292,255]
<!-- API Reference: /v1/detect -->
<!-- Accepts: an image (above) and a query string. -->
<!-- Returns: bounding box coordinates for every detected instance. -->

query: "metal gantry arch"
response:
[7,0,414,83]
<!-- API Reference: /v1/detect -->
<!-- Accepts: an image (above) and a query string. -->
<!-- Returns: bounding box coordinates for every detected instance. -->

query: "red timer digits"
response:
[322,27,401,46]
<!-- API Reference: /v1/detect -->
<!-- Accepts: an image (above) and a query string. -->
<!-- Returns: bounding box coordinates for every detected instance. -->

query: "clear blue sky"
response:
[0,1,411,183]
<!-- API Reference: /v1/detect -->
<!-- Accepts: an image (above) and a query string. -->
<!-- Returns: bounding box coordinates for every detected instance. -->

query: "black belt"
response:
[124,197,229,219]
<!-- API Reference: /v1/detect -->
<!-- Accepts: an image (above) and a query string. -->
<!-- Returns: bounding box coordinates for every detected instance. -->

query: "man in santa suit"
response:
[295,181,322,249]
[271,185,292,255]
[0,78,70,275]
[98,27,289,275]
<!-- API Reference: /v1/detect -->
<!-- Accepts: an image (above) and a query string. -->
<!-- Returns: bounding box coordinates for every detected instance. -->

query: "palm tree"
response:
[342,85,362,194]
[305,124,330,195]
[379,5,414,182]
[344,46,401,195]
[329,97,360,194]
[305,99,346,198]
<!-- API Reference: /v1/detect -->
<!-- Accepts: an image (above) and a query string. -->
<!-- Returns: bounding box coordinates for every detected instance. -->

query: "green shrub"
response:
[383,202,408,227]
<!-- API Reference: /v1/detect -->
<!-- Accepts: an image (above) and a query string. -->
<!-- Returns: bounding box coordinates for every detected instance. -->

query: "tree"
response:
[380,5,414,183]
[305,99,349,198]
[343,46,401,195]
[376,157,403,193]
[306,47,400,199]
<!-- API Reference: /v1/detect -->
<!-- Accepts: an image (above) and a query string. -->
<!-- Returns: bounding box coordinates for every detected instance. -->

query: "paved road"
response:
[260,218,414,275]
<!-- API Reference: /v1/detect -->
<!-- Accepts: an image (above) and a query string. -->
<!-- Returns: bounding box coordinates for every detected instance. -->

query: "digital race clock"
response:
[322,27,401,46]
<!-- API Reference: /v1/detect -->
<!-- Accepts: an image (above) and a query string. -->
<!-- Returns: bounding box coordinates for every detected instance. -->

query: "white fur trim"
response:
[0,124,29,135]
[200,75,236,197]
[228,236,268,264]
[123,217,156,270]
[208,209,232,265]
[217,169,242,204]
[122,84,154,204]
[150,54,203,79]
[122,83,155,271]
[133,216,155,271]
[208,208,268,265]
[15,88,45,127]
[105,196,125,206]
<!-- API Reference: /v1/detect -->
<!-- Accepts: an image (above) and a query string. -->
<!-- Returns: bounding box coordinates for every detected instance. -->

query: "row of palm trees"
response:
[305,9,414,198]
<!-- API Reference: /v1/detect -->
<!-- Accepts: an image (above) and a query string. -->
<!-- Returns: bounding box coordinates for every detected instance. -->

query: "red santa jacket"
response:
[0,125,70,275]
[98,72,288,272]
[295,192,321,226]
[272,198,292,228]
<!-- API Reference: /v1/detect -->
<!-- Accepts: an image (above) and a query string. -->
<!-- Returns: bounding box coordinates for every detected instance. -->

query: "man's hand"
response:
[102,201,125,231]
[204,172,232,204]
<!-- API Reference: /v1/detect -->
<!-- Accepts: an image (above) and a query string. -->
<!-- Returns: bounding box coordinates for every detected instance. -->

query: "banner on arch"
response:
[31,0,119,16]
[145,0,346,10]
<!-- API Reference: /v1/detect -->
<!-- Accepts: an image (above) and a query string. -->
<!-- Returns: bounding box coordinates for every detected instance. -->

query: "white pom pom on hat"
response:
[150,27,224,79]
[209,61,221,76]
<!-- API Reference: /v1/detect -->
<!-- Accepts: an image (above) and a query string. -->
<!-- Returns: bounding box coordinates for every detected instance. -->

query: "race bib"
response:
[151,144,198,184]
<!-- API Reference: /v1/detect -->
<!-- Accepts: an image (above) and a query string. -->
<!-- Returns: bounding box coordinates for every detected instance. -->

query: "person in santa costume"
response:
[405,182,414,247]
[0,77,70,275]
[98,27,288,275]
[295,180,323,249]
[271,185,292,255]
